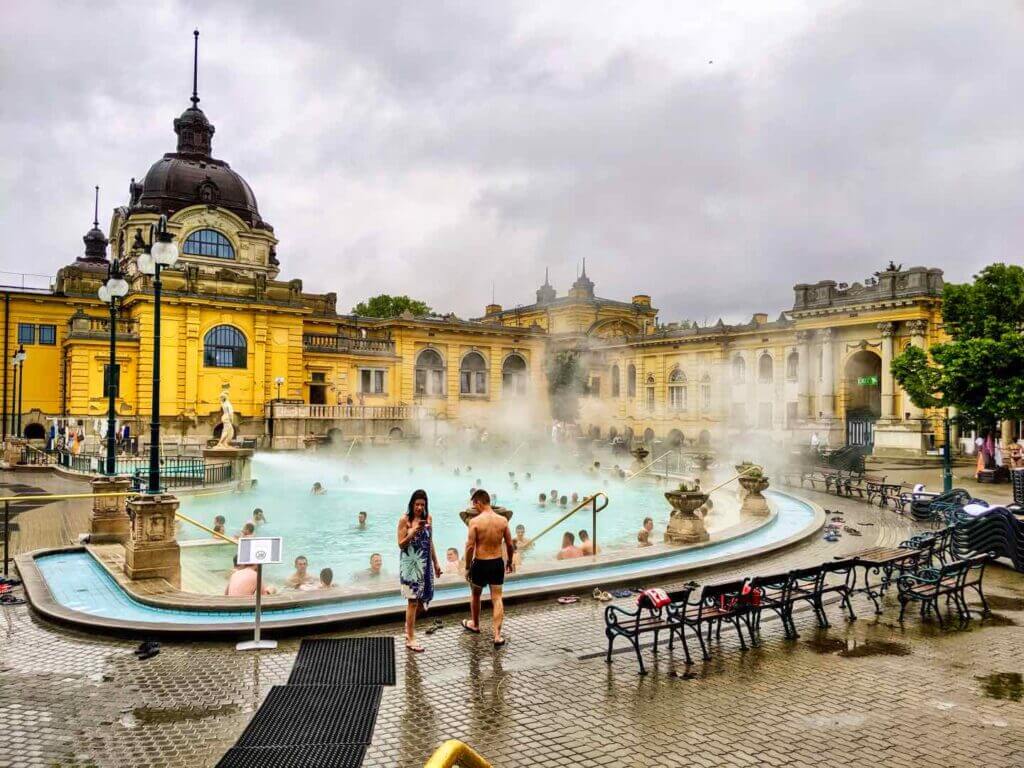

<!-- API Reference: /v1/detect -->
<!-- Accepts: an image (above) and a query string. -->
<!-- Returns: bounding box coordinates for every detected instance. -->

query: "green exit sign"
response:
[857,375,879,386]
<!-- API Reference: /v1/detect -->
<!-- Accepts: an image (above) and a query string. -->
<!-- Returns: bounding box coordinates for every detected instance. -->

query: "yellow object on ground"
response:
[424,739,493,768]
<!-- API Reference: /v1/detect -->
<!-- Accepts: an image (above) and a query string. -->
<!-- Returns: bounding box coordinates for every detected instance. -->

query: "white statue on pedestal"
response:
[216,389,235,448]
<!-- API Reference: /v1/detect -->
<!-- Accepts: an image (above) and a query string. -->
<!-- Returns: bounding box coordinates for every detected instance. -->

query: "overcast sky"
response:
[2,2,1022,322]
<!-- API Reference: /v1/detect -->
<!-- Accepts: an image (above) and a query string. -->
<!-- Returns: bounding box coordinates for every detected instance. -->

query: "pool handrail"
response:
[174,510,238,544]
[523,491,609,553]
[625,450,677,482]
[424,739,493,768]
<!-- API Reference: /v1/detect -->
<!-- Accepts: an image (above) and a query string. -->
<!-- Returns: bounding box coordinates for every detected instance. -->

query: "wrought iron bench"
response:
[747,570,802,639]
[896,555,991,626]
[673,578,754,661]
[604,583,698,674]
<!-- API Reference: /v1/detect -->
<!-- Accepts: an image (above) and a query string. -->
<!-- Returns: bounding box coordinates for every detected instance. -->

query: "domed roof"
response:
[129,98,269,229]
[77,186,109,264]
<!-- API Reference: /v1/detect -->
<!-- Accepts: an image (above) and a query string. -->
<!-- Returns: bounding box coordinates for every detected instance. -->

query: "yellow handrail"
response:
[0,487,235,504]
[704,464,764,495]
[524,490,609,550]
[174,510,238,544]
[424,740,493,768]
[625,449,677,482]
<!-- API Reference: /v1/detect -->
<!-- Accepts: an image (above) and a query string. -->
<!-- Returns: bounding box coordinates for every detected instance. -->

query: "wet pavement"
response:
[1,483,1023,767]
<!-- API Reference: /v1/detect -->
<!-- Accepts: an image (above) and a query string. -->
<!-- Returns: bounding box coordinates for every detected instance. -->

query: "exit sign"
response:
[857,375,879,386]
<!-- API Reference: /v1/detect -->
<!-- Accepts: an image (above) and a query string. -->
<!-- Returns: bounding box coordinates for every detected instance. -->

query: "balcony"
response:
[67,310,139,341]
[302,333,395,356]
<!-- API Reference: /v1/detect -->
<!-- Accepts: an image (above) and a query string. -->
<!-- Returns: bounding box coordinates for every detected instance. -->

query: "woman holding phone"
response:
[397,489,442,652]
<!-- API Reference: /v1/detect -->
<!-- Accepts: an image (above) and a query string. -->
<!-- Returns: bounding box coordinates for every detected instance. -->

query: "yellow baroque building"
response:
[1,67,950,458]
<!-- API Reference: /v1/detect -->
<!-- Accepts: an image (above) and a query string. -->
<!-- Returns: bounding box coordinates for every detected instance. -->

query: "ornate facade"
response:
[0,56,949,457]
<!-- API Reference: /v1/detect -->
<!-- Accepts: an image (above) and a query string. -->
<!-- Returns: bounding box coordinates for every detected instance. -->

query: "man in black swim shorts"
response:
[463,489,515,646]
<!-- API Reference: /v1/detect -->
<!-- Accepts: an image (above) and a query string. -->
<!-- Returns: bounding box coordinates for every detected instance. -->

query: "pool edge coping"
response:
[17,492,826,638]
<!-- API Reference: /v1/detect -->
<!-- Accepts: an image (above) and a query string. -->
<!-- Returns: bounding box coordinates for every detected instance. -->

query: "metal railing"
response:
[67,315,139,339]
[302,333,396,355]
[424,740,493,768]
[23,445,57,466]
[128,459,233,491]
[524,491,609,553]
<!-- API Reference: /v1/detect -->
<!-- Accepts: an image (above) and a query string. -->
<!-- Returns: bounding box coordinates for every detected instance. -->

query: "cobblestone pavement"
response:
[1,487,1022,767]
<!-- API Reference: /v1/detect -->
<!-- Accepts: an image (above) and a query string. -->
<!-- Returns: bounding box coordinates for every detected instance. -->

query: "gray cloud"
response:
[2,1,1022,321]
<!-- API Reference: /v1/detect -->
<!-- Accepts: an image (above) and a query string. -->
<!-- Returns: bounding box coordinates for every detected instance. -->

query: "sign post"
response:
[235,536,282,652]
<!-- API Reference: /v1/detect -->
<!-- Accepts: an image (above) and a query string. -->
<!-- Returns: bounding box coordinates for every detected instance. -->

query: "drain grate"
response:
[287,637,395,686]
[236,686,382,747]
[216,744,367,768]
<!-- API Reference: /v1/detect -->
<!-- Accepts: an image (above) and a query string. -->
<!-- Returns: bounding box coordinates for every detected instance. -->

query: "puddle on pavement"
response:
[131,703,240,724]
[976,672,1023,702]
[981,595,1024,612]
[837,640,911,658]
[804,636,848,654]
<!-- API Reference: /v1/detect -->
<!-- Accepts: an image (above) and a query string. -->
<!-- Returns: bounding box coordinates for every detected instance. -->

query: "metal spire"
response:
[93,185,99,228]
[191,29,200,107]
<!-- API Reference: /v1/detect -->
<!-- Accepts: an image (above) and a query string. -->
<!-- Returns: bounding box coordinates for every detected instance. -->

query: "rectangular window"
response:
[645,386,655,412]
[700,384,712,412]
[415,368,426,395]
[669,386,686,411]
[17,323,34,345]
[311,371,326,383]
[591,377,601,398]
[360,368,385,394]
[103,364,121,397]
[38,324,56,345]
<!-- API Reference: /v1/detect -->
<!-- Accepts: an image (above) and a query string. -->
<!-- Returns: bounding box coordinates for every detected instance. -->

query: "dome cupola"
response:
[78,185,109,264]
[535,267,556,304]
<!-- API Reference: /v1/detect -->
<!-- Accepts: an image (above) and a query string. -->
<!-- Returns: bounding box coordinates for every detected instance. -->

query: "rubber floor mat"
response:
[236,686,382,747]
[287,637,395,686]
[216,744,367,768]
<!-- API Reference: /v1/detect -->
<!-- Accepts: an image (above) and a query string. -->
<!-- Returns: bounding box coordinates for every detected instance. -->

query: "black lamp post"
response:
[99,258,129,475]
[136,215,178,493]
[10,346,24,437]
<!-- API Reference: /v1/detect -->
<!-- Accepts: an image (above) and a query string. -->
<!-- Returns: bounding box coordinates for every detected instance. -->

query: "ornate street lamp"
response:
[136,215,178,493]
[12,344,25,437]
[98,257,129,475]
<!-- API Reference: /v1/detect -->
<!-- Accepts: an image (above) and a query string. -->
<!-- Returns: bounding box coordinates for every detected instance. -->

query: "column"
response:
[905,320,928,420]
[878,322,894,420]
[820,328,835,419]
[949,406,960,452]
[1001,419,1014,467]
[796,330,813,419]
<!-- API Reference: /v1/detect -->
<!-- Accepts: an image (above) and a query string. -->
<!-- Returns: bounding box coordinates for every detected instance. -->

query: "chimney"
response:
[632,294,651,307]
[752,312,768,325]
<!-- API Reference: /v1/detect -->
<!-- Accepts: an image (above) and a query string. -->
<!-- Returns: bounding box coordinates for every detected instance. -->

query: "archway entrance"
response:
[844,350,882,447]
[23,423,45,440]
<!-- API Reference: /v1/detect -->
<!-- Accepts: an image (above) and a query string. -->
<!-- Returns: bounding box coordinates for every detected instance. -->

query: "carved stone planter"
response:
[663,484,711,544]
[738,474,771,516]
[631,445,650,470]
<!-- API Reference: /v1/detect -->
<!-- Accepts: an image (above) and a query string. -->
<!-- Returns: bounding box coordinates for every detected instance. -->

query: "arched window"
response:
[786,351,799,380]
[700,373,712,411]
[460,351,488,396]
[611,365,621,398]
[203,325,247,368]
[627,364,637,398]
[668,368,687,411]
[502,353,528,395]
[183,229,234,260]
[758,353,774,383]
[415,349,445,396]
[732,355,746,383]
[645,374,656,411]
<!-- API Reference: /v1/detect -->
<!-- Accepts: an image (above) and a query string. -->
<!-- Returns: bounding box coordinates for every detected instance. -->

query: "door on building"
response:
[844,350,882,447]
[309,372,327,405]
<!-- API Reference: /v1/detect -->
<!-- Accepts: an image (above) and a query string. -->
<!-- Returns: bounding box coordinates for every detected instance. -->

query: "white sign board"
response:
[236,537,282,565]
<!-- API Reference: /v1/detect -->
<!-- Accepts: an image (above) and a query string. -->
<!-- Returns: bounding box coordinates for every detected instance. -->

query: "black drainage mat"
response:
[216,744,367,768]
[236,686,382,747]
[288,637,395,686]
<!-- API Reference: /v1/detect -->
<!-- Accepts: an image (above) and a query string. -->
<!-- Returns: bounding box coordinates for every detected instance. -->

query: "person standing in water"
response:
[397,489,442,653]
[463,489,514,647]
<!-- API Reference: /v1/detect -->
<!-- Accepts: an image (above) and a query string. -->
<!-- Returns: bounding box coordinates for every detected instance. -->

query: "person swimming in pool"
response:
[252,508,267,526]
[212,515,226,535]
[357,510,368,529]
[538,492,547,507]
[311,482,326,495]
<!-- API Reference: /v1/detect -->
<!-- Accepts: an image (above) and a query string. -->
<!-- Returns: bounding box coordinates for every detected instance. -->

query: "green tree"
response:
[892,263,1024,422]
[351,294,432,318]
[546,350,588,422]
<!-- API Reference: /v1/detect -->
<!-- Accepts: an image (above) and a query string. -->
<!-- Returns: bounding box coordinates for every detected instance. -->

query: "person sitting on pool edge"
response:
[357,510,368,529]
[212,515,226,535]
[557,532,583,559]
[637,517,654,547]
[285,555,316,589]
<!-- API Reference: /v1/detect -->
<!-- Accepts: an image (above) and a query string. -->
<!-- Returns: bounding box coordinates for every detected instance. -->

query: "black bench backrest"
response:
[695,578,748,619]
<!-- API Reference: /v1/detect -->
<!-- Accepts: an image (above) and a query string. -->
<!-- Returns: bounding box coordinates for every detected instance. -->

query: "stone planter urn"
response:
[734,462,758,501]
[631,444,650,470]
[738,473,771,516]
[663,482,711,544]
[693,453,713,471]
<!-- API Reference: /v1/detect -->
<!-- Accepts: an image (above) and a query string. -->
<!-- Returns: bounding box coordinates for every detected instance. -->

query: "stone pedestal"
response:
[124,493,181,587]
[738,475,771,516]
[203,446,254,491]
[873,420,929,458]
[89,475,131,544]
[3,438,25,466]
[663,484,710,544]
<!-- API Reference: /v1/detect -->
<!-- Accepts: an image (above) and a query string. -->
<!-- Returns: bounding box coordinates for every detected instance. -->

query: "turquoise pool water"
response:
[176,450,742,587]
[35,490,815,626]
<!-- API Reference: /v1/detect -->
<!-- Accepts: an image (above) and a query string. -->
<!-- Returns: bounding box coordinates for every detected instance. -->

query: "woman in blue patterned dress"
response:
[397,489,442,652]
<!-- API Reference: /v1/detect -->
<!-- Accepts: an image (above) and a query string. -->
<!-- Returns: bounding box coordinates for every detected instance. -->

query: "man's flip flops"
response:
[557,596,579,605]
[592,588,612,602]
[461,619,481,634]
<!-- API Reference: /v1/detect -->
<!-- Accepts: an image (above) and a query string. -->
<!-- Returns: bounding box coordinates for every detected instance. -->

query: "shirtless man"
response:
[463,488,514,646]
